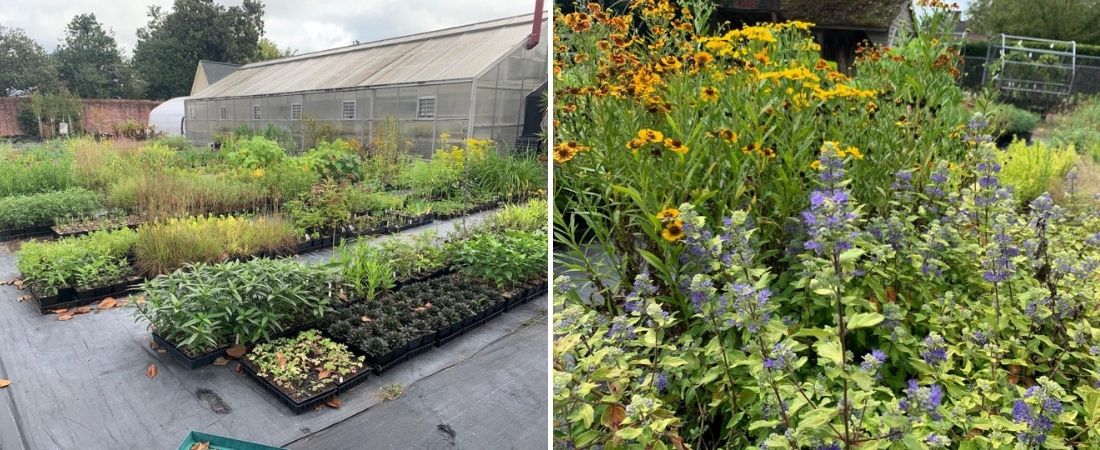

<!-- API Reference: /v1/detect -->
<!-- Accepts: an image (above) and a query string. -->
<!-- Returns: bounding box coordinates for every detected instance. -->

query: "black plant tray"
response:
[239,358,345,415]
[28,284,76,314]
[362,334,435,375]
[0,224,54,242]
[152,333,230,370]
[30,277,142,314]
[504,279,548,311]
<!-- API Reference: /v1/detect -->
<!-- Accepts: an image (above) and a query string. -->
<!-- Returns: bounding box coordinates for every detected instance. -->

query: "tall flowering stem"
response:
[802,142,863,447]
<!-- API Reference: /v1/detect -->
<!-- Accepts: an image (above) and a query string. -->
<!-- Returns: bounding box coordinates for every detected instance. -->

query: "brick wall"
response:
[0,97,162,137]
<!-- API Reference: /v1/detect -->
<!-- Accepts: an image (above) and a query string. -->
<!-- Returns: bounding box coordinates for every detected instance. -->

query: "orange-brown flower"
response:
[664,138,688,154]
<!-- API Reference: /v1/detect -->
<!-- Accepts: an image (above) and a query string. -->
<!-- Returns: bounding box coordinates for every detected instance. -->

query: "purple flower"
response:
[921,333,947,366]
[1013,381,1062,446]
[903,379,945,420]
[655,372,668,392]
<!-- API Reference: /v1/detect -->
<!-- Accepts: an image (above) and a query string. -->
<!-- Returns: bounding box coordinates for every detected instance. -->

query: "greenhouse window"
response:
[219,106,228,121]
[417,97,436,119]
[253,105,262,121]
[291,103,302,120]
[190,107,197,120]
[342,100,356,120]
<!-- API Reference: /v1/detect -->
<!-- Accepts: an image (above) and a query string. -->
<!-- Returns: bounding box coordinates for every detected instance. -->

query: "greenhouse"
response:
[184,13,548,155]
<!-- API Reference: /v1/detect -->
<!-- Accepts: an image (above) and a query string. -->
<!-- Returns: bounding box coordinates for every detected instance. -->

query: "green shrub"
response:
[0,157,77,198]
[446,230,547,289]
[398,158,461,199]
[331,242,395,301]
[377,231,446,279]
[133,214,296,275]
[0,188,103,229]
[134,259,337,355]
[466,152,546,199]
[485,198,547,232]
[997,140,1078,207]
[151,135,194,152]
[346,188,404,215]
[304,140,363,182]
[254,157,319,201]
[17,228,137,295]
[107,170,267,218]
[1051,96,1100,160]
[993,103,1041,136]
[226,136,287,169]
[284,181,352,234]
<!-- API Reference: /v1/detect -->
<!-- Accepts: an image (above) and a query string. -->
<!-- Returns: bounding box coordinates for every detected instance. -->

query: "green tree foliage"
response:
[54,14,139,99]
[968,0,1100,45]
[0,26,57,96]
[250,37,296,62]
[132,0,266,99]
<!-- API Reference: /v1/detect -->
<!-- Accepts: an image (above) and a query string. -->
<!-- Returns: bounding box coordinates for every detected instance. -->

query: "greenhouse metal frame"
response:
[184,14,548,156]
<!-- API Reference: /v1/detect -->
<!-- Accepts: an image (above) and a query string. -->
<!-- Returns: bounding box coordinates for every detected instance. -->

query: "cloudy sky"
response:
[0,0,537,55]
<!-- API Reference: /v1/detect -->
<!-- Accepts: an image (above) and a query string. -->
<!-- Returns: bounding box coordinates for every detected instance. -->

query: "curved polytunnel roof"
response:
[192,13,545,99]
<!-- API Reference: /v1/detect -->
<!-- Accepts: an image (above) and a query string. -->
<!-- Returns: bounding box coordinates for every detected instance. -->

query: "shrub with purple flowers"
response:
[553,1,1100,448]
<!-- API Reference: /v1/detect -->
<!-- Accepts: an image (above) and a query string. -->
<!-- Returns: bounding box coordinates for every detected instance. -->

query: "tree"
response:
[132,0,266,99]
[250,37,297,62]
[26,87,83,139]
[54,14,137,98]
[968,0,1100,45]
[0,26,57,96]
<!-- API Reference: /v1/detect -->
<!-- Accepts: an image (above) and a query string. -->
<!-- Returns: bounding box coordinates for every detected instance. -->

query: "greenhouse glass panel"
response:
[374,88,399,121]
[436,83,471,119]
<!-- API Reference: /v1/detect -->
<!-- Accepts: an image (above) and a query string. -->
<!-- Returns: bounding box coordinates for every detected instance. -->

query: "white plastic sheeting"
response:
[148,96,188,136]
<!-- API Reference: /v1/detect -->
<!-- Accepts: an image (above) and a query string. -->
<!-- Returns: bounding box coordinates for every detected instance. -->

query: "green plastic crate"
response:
[177,431,285,450]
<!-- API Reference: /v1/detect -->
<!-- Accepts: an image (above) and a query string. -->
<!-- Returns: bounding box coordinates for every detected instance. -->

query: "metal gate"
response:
[982,34,1077,103]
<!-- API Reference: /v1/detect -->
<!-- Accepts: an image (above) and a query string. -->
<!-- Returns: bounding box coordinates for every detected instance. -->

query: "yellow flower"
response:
[664,138,688,154]
[656,208,679,221]
[718,129,738,143]
[700,86,718,102]
[810,160,822,170]
[626,138,646,151]
[638,128,664,143]
[553,143,580,163]
[252,168,265,178]
[845,146,863,160]
[661,219,685,241]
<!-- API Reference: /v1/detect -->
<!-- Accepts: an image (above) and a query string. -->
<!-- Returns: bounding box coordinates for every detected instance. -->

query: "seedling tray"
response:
[0,224,54,242]
[239,358,343,415]
[152,333,231,370]
[176,430,284,450]
[29,285,77,314]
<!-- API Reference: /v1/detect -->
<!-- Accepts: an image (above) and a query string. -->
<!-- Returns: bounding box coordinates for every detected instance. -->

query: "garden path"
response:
[0,211,548,449]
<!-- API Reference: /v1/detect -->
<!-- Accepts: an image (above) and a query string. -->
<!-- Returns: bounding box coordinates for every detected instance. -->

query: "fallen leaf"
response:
[325,397,342,409]
[276,352,287,368]
[317,370,331,380]
[13,279,23,289]
[149,339,160,350]
[133,295,145,306]
[98,297,118,309]
[16,295,30,302]
[190,442,210,450]
[337,291,348,301]
[57,314,73,321]
[212,357,229,366]
[0,379,10,388]
[52,308,69,315]
[72,306,92,315]
[146,364,158,379]
[226,345,246,358]
[234,363,243,373]
[360,315,372,323]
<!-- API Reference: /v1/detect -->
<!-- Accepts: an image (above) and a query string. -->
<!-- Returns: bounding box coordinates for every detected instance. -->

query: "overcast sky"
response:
[0,0,537,56]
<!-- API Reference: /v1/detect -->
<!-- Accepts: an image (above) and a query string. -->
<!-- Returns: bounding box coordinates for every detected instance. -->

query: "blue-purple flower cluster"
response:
[1012,380,1064,447]
[900,379,944,420]
[803,143,860,256]
[921,333,948,366]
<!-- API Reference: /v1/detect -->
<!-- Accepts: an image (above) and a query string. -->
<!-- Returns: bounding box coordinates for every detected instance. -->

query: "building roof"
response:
[779,0,911,30]
[198,60,241,86]
[192,14,544,99]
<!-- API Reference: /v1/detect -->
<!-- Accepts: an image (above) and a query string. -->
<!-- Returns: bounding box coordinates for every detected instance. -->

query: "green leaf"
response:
[616,427,644,440]
[570,403,595,428]
[798,407,835,430]
[847,312,884,330]
[749,419,779,431]
[816,340,842,366]
[662,357,688,368]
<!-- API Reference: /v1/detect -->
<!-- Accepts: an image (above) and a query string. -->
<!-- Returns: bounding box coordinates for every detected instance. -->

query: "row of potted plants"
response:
[241,271,547,413]
[16,196,522,313]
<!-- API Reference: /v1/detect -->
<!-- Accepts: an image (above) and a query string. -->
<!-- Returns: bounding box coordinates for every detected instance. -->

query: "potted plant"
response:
[240,330,366,414]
